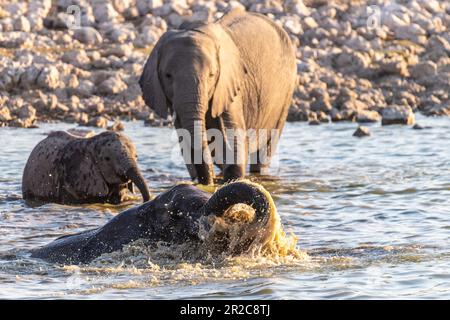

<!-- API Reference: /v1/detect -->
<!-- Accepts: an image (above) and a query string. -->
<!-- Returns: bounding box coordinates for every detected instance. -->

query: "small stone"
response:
[98,76,127,95]
[379,58,409,77]
[73,27,103,45]
[355,110,381,123]
[87,116,108,128]
[12,105,37,128]
[93,2,119,23]
[381,105,415,125]
[107,24,136,43]
[0,107,12,122]
[308,112,320,125]
[353,126,370,137]
[394,24,427,45]
[137,0,164,16]
[412,124,424,130]
[20,65,41,89]
[410,61,437,79]
[72,80,95,98]
[104,44,132,58]
[108,120,125,131]
[13,16,31,32]
[36,66,60,90]
[302,17,318,30]
[62,50,91,69]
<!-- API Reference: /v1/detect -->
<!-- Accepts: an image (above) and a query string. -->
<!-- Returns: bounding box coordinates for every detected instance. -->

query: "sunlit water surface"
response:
[0,115,449,299]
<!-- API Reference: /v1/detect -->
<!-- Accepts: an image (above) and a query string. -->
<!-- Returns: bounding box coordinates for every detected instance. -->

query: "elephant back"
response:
[22,131,78,202]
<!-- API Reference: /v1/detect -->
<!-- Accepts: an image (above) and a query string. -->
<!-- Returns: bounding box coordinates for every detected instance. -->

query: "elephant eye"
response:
[105,156,110,161]
[209,72,215,78]
[165,73,172,79]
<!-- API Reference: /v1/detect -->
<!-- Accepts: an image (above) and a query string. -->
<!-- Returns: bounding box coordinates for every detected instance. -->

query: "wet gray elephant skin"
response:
[31,181,271,265]
[22,131,150,205]
[139,8,297,185]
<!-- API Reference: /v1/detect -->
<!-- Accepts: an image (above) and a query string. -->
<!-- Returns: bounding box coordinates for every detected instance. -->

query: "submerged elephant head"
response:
[87,131,151,203]
[139,21,245,185]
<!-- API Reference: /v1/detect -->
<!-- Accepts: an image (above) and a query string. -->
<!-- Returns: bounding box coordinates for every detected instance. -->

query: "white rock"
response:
[20,65,42,89]
[105,44,133,58]
[355,110,381,123]
[0,107,12,122]
[111,0,132,14]
[107,24,136,43]
[73,79,95,97]
[62,50,91,69]
[13,16,31,32]
[284,0,310,16]
[382,4,411,30]
[302,17,318,30]
[5,2,27,18]
[98,76,127,95]
[93,1,119,23]
[153,3,173,16]
[226,1,246,12]
[168,12,185,27]
[137,0,164,16]
[417,0,443,13]
[28,0,52,17]
[80,6,96,27]
[353,126,371,137]
[0,31,31,48]
[410,61,437,79]
[73,27,103,45]
[36,66,60,90]
[283,16,303,36]
[381,105,415,125]
[394,23,427,44]
[134,25,159,47]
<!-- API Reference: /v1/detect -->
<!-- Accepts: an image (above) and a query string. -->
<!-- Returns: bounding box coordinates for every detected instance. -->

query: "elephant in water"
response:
[31,181,277,265]
[22,131,150,205]
[139,8,297,185]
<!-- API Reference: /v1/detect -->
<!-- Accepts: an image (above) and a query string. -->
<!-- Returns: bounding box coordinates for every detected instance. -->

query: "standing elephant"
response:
[139,8,297,185]
[30,181,275,265]
[22,131,150,205]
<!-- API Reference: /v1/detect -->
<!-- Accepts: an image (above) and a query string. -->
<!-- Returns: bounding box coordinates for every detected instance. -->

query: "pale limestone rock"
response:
[382,105,415,125]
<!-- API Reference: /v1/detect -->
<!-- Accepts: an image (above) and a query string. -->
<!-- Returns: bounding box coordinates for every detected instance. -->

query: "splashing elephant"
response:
[22,131,150,205]
[31,181,279,265]
[139,8,297,185]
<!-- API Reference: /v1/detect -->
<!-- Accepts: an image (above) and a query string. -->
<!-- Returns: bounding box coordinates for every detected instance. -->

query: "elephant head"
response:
[88,132,150,203]
[139,21,246,185]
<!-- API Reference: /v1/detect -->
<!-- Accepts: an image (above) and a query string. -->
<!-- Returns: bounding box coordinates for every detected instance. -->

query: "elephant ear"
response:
[208,25,245,118]
[139,31,178,119]
[61,144,108,201]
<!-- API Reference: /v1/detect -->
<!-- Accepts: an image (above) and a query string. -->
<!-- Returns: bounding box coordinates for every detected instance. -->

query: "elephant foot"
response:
[249,164,269,175]
[223,165,245,182]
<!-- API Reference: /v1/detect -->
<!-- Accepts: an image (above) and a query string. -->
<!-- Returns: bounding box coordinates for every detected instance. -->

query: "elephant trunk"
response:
[201,181,271,225]
[126,167,150,202]
[174,94,214,185]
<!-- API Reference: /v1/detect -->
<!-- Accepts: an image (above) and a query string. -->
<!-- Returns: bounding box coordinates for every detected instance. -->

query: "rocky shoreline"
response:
[1,0,450,129]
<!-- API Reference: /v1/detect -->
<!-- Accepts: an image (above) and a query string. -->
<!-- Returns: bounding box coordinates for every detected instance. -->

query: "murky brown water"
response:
[0,116,449,299]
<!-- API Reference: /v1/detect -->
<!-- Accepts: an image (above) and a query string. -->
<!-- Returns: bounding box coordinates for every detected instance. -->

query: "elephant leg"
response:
[249,159,269,175]
[174,115,198,180]
[249,120,284,175]
[220,110,247,182]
